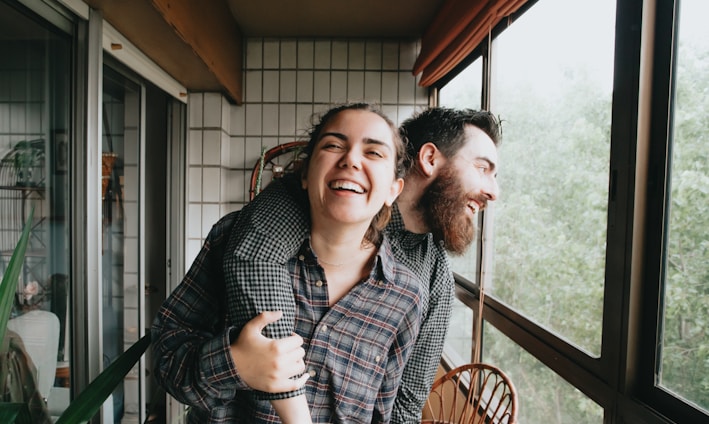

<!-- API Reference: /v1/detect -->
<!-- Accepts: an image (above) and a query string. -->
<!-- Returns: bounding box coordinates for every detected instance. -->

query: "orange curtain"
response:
[413,0,529,87]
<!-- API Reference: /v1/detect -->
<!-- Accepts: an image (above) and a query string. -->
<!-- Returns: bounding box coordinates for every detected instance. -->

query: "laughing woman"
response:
[154,103,426,423]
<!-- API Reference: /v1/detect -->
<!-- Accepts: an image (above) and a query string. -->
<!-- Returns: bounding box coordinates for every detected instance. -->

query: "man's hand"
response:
[230,311,309,393]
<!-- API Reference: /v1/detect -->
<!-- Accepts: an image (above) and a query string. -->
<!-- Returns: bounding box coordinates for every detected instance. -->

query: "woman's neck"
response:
[309,223,369,267]
[310,233,377,306]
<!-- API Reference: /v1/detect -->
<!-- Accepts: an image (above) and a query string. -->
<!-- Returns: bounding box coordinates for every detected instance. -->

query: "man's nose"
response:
[483,177,499,201]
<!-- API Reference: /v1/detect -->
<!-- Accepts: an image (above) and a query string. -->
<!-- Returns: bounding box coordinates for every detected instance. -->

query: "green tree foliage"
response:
[492,66,611,356]
[485,69,610,423]
[660,37,709,411]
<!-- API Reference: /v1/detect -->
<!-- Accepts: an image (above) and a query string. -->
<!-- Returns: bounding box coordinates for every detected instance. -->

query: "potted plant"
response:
[0,209,151,423]
[11,140,45,187]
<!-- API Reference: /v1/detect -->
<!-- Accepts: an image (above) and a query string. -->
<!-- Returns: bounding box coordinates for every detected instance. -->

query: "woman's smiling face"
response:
[302,108,404,228]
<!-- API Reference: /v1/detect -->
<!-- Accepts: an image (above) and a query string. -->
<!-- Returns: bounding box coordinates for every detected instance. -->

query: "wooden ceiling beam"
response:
[150,0,243,104]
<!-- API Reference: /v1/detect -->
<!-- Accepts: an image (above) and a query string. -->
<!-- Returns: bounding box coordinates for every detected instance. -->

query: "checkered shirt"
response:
[151,174,454,423]
[227,236,425,422]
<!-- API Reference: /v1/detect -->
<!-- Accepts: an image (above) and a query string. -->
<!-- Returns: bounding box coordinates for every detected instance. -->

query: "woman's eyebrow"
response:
[319,132,392,151]
[364,138,392,151]
[319,131,347,141]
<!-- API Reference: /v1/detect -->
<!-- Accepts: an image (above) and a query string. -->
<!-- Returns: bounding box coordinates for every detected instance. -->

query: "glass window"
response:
[483,324,604,423]
[0,0,73,419]
[445,297,474,364]
[440,58,483,285]
[439,58,483,366]
[102,65,143,423]
[490,0,615,356]
[659,0,709,412]
[439,58,482,110]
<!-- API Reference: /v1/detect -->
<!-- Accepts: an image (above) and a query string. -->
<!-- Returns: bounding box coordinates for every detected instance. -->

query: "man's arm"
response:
[151,213,309,409]
[152,175,311,410]
[151,212,248,409]
[391,238,455,423]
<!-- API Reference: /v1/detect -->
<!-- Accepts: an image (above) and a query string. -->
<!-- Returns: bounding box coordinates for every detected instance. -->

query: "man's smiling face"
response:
[420,125,499,255]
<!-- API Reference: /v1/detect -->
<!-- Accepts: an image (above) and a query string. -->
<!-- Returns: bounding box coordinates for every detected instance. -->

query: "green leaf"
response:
[0,207,34,348]
[55,333,151,424]
[0,403,33,424]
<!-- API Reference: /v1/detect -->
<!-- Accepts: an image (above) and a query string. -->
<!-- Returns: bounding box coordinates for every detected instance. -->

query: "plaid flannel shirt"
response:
[151,174,454,423]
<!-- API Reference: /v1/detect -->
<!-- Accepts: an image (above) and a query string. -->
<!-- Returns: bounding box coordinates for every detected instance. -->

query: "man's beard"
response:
[418,165,477,255]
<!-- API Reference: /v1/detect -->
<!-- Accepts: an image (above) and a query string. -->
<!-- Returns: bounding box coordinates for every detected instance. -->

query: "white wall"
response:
[185,37,429,268]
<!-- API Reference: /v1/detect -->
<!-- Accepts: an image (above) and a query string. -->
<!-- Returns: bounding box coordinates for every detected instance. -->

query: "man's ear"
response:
[417,142,440,177]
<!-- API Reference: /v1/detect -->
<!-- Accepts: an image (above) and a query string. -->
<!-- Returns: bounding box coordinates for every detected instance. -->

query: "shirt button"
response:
[308,369,317,378]
[321,324,328,332]
[298,255,305,261]
[377,280,384,287]
[375,355,381,363]
[315,280,323,287]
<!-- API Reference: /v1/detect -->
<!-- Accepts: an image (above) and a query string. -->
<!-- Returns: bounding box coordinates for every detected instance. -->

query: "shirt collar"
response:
[298,236,399,287]
[375,236,397,286]
[388,203,406,232]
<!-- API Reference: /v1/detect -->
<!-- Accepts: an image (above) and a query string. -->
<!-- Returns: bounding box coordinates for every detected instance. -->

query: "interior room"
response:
[0,0,706,423]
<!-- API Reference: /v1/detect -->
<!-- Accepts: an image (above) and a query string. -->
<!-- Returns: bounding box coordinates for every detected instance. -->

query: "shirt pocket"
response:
[325,323,392,422]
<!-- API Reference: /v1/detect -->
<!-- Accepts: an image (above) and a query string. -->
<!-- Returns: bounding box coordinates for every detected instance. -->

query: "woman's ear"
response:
[385,178,405,206]
[417,142,440,177]
[301,167,309,190]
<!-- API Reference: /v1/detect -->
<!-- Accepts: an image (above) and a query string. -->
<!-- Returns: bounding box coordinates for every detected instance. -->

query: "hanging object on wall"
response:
[101,153,118,200]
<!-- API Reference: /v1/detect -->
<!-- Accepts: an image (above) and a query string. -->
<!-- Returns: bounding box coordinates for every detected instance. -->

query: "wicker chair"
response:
[249,141,307,201]
[422,362,518,424]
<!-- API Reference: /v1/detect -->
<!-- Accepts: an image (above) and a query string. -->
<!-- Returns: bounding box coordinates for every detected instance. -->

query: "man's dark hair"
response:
[399,107,502,171]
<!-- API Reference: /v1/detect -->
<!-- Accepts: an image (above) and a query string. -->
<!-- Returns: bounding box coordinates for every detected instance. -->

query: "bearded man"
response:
[152,107,501,424]
[397,107,500,255]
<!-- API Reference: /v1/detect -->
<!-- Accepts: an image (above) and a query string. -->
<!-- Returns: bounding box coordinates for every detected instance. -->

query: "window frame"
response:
[637,0,709,422]
[436,0,708,422]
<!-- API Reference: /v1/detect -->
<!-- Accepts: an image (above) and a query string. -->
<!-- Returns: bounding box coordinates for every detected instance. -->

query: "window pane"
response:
[102,65,143,423]
[441,58,482,283]
[439,58,482,110]
[659,0,709,412]
[445,297,474,364]
[491,0,615,355]
[484,324,603,423]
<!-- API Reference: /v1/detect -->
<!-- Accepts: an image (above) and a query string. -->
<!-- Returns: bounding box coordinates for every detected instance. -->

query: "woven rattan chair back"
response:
[422,362,518,424]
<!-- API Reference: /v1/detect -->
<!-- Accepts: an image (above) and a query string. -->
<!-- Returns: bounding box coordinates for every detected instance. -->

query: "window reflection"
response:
[102,65,143,422]
[0,1,72,421]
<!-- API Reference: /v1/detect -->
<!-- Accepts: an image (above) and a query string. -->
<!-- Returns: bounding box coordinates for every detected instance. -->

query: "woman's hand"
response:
[230,311,309,393]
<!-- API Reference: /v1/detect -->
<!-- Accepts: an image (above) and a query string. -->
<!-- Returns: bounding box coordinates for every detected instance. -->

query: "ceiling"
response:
[85,0,445,104]
[226,0,444,38]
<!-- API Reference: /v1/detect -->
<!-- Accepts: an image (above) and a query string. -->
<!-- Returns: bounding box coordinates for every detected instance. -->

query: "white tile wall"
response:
[185,37,428,267]
[202,130,221,165]
[203,93,222,127]
[313,41,331,69]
